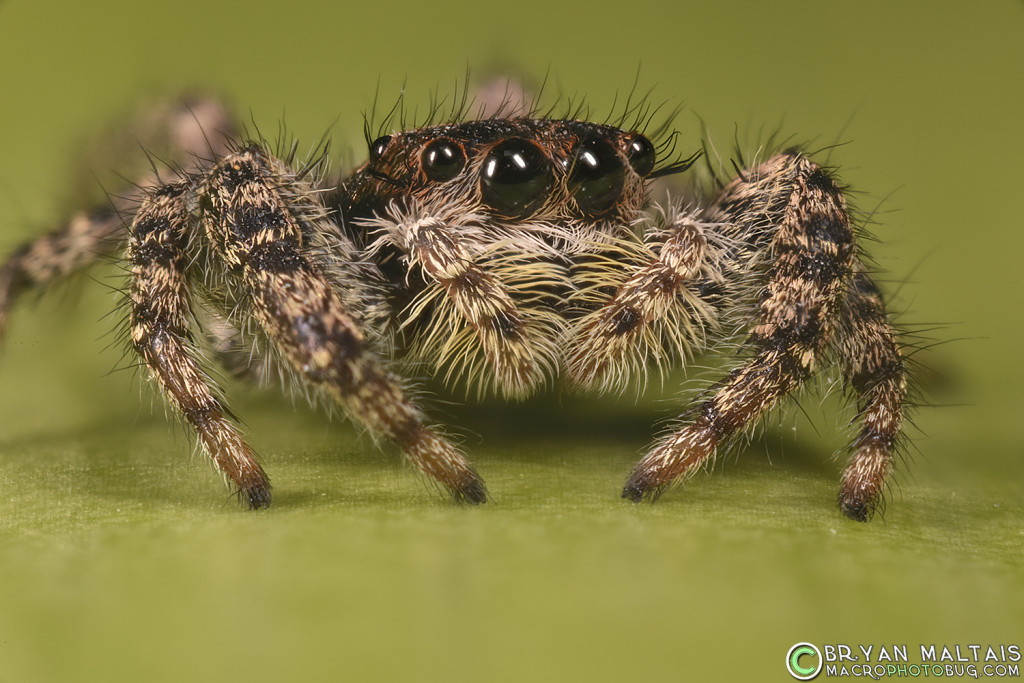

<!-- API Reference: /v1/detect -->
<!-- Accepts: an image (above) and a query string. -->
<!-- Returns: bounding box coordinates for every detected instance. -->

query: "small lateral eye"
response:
[421,138,466,182]
[569,137,625,216]
[480,137,552,218]
[625,134,656,177]
[369,135,392,164]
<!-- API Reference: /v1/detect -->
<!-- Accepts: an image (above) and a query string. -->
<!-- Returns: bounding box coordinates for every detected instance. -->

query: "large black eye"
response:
[480,138,552,217]
[369,135,392,164]
[569,137,625,216]
[421,138,465,182]
[626,134,656,177]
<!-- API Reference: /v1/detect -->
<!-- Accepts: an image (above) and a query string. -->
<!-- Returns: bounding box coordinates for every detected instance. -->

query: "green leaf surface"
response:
[1,1,1021,681]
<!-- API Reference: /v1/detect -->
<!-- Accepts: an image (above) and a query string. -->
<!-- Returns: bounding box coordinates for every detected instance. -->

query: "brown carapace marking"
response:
[0,96,910,520]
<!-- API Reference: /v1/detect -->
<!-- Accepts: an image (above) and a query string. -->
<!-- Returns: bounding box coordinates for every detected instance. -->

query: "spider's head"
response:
[343,118,696,227]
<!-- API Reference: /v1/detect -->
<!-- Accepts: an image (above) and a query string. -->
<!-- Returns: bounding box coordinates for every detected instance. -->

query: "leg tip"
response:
[451,472,489,505]
[838,493,874,522]
[240,480,273,510]
[621,481,648,503]
[622,470,668,503]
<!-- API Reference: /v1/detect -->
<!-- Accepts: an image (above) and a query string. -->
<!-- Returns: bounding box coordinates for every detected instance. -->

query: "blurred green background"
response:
[0,1,1021,681]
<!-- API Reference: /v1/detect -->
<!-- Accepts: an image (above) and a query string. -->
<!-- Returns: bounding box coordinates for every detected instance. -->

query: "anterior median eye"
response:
[569,137,625,216]
[480,138,552,218]
[421,138,466,182]
[625,134,656,177]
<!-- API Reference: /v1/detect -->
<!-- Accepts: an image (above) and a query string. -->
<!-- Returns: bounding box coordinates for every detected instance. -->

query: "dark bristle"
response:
[650,148,703,179]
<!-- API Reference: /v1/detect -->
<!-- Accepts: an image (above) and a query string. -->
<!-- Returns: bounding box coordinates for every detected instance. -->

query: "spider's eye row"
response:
[369,135,392,164]
[625,134,656,177]
[480,137,552,218]
[569,137,625,216]
[421,138,466,182]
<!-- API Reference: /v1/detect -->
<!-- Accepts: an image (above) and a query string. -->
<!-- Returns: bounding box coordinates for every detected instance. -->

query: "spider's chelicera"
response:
[0,95,909,521]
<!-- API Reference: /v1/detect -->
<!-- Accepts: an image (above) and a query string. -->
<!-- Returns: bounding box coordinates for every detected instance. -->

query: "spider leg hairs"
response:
[0,91,910,521]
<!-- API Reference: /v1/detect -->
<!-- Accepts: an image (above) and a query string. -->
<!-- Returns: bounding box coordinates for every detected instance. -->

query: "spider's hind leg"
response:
[0,207,124,334]
[0,96,237,335]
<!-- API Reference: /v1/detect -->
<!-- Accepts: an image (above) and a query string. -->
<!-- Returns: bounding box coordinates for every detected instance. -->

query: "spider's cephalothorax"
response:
[339,118,701,400]
[0,97,908,521]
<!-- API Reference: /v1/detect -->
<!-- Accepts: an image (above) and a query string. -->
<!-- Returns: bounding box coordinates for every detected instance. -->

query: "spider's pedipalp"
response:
[565,205,722,393]
[366,201,564,399]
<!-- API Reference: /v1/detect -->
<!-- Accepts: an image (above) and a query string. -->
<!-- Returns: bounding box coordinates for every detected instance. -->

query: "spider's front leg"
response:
[834,266,906,520]
[623,152,905,521]
[203,150,487,503]
[128,182,272,508]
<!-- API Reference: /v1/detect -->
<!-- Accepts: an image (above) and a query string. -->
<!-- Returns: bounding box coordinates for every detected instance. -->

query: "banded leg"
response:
[835,268,906,520]
[204,150,487,502]
[0,97,237,335]
[566,211,717,392]
[128,183,271,508]
[0,208,123,334]
[623,153,861,515]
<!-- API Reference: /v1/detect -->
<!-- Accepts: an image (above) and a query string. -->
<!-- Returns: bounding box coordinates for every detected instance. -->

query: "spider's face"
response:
[344,119,660,226]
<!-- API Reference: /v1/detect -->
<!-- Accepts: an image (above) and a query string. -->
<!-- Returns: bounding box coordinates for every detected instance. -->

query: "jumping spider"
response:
[0,92,908,521]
